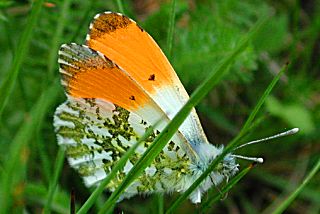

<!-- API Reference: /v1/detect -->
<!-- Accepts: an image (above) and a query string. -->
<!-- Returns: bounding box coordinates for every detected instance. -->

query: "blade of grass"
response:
[156,193,164,214]
[0,79,60,213]
[166,15,274,214]
[239,192,260,214]
[3,9,15,56]
[261,155,309,214]
[35,130,52,185]
[70,1,94,42]
[201,164,255,212]
[43,147,65,214]
[166,0,176,58]
[239,63,289,135]
[155,3,175,211]
[272,158,320,214]
[98,12,269,214]
[116,0,125,14]
[46,0,72,80]
[0,1,13,8]
[252,169,320,204]
[76,125,156,214]
[25,183,70,214]
[36,0,72,189]
[0,0,44,118]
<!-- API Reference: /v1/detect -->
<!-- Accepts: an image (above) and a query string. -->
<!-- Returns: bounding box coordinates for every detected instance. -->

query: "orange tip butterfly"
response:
[53,12,299,203]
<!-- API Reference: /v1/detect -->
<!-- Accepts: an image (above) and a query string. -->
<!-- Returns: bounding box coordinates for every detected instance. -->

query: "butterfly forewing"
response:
[55,43,200,189]
[86,12,209,148]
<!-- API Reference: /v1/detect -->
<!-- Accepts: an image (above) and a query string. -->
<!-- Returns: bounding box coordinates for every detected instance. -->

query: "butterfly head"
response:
[188,128,300,203]
[192,143,239,178]
[188,143,239,203]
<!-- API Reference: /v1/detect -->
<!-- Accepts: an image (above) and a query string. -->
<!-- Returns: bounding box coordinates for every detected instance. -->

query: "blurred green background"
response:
[0,0,319,213]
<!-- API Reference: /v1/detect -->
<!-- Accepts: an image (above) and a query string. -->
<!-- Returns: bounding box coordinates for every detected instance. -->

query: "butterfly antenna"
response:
[230,154,264,163]
[234,128,299,151]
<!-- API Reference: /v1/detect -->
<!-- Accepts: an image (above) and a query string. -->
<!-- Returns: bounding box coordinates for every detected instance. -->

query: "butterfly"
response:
[53,11,239,203]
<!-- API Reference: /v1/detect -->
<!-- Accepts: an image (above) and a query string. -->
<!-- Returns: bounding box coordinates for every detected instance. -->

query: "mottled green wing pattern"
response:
[54,96,193,198]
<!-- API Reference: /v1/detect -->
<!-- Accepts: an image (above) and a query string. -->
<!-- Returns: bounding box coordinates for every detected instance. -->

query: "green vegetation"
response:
[0,0,319,213]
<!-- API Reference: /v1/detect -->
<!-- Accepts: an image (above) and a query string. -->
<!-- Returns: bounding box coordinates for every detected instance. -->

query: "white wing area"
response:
[54,97,170,186]
[153,86,209,150]
[53,97,200,198]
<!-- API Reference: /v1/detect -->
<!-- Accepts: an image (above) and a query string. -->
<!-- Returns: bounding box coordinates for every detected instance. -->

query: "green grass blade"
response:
[70,2,94,42]
[156,193,164,214]
[76,126,156,214]
[46,0,72,80]
[0,79,60,213]
[35,130,52,185]
[0,0,44,118]
[97,12,269,214]
[35,0,72,187]
[116,0,125,14]
[201,164,254,212]
[0,1,13,8]
[25,183,70,214]
[253,169,320,204]
[166,0,176,58]
[272,158,320,214]
[239,62,289,136]
[43,147,65,214]
[165,15,273,214]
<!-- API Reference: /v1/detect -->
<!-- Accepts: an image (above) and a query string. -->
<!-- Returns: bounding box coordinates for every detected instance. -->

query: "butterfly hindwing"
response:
[54,97,194,198]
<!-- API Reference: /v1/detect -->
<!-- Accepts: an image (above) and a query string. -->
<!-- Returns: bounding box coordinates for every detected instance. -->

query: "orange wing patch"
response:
[86,12,177,93]
[59,44,149,110]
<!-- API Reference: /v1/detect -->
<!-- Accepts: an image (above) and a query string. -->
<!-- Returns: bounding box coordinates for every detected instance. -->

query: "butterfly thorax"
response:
[186,143,239,203]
